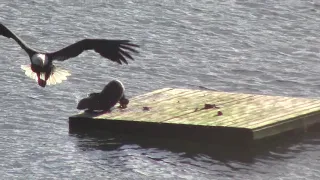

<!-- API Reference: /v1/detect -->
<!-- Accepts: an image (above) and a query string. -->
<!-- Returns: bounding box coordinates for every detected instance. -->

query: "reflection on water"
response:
[68,127,320,179]
[70,125,320,164]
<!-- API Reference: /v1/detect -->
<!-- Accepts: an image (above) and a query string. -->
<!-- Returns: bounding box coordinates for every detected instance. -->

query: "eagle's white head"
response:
[31,54,48,66]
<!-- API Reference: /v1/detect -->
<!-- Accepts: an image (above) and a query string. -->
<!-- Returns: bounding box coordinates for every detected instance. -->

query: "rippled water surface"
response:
[1,0,320,179]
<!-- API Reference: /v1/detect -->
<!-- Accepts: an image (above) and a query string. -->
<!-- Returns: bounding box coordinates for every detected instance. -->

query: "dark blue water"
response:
[1,0,320,179]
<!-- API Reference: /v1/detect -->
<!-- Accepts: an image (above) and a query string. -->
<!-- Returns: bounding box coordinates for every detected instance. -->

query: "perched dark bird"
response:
[0,23,139,87]
[77,80,129,113]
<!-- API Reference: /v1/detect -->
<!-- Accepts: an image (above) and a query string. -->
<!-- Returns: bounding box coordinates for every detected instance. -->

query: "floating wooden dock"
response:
[69,88,320,144]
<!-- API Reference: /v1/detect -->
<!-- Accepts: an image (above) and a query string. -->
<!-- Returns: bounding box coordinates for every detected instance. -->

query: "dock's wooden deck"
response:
[69,88,320,143]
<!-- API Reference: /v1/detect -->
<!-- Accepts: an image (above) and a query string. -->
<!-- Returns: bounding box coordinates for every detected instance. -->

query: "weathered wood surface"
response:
[69,88,320,141]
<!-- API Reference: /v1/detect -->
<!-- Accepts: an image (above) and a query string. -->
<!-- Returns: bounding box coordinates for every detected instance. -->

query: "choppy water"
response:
[1,0,320,179]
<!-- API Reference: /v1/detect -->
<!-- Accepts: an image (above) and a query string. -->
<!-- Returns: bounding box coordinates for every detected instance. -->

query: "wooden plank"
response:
[231,99,320,128]
[252,107,320,140]
[128,88,191,103]
[248,103,320,129]
[214,97,316,127]
[163,94,258,125]
[97,89,252,123]
[196,96,318,127]
[97,89,205,122]
[159,93,253,124]
[164,94,297,126]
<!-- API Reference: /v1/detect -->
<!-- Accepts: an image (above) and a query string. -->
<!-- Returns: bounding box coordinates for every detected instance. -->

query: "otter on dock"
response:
[76,80,129,113]
[69,88,320,144]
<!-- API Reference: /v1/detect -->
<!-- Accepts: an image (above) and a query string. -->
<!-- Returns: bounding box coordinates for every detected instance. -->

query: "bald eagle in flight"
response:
[0,23,139,87]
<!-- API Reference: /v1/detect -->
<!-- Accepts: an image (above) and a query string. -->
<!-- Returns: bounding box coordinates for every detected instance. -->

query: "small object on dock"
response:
[119,97,129,109]
[76,80,129,113]
[203,103,219,109]
[69,88,320,144]
[143,106,151,111]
